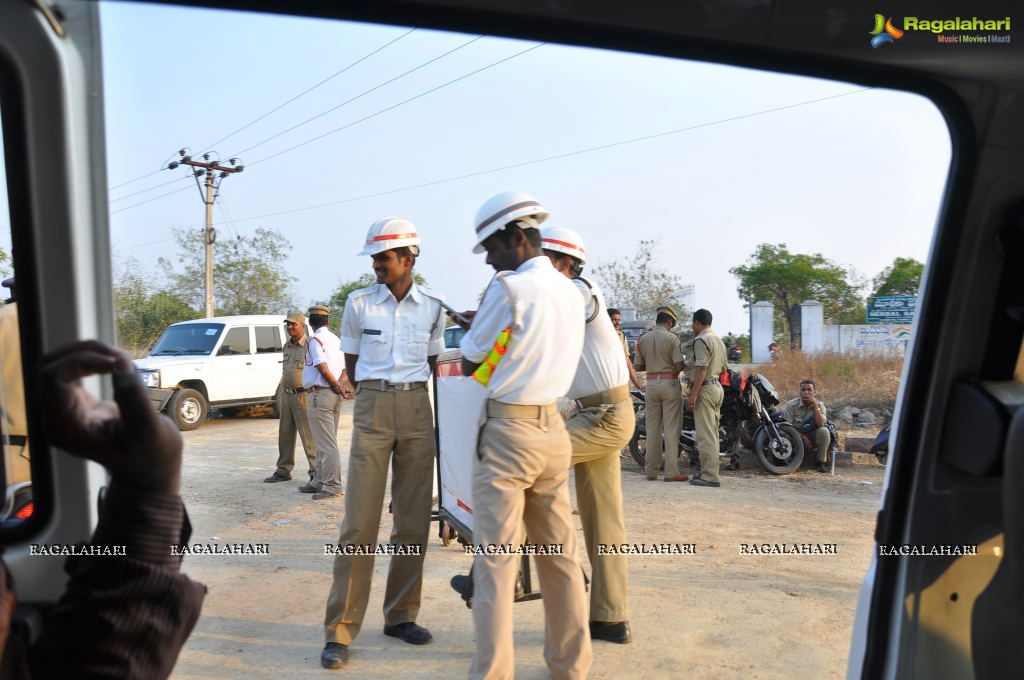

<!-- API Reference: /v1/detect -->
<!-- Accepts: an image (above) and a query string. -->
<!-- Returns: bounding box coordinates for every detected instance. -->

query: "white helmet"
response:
[472,191,549,254]
[540,226,587,264]
[358,217,421,256]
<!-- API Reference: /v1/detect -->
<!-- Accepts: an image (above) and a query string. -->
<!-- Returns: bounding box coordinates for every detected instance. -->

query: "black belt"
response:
[360,380,426,392]
[1,435,27,447]
[283,386,307,394]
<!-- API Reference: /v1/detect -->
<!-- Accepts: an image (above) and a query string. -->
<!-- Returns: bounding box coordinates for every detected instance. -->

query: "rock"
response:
[833,407,855,426]
[855,410,878,427]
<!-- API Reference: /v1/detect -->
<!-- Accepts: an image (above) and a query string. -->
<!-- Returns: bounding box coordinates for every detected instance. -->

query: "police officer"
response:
[634,306,687,482]
[685,308,728,487]
[299,305,351,500]
[456,192,591,680]
[607,307,642,390]
[321,218,446,670]
[541,226,635,645]
[264,311,317,483]
[784,379,832,473]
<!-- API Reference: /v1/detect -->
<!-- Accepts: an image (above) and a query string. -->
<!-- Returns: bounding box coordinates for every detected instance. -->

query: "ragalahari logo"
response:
[869,14,905,47]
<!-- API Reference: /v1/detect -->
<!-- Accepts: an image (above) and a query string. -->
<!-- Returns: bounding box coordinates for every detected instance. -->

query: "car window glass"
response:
[0,104,32,519]
[218,326,251,355]
[149,322,224,356]
[255,325,282,353]
[98,2,951,676]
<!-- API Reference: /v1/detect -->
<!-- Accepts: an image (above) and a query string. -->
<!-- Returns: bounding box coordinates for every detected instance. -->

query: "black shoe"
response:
[263,472,291,483]
[450,574,473,599]
[590,620,632,644]
[690,477,721,487]
[321,642,348,669]
[383,622,433,645]
[298,482,321,493]
[815,462,830,473]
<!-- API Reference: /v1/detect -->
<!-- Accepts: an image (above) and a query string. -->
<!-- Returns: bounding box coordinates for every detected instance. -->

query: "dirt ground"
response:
[170,404,886,679]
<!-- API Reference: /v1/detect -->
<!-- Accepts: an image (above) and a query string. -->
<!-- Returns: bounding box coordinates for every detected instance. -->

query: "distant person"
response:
[784,379,833,473]
[320,218,446,670]
[455,191,591,679]
[299,305,352,501]
[0,340,206,677]
[685,309,728,488]
[0,277,29,483]
[606,308,642,389]
[634,306,686,482]
[768,342,782,361]
[543,227,635,644]
[264,311,317,484]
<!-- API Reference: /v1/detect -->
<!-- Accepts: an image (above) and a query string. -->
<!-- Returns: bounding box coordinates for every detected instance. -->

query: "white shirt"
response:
[461,256,584,405]
[302,325,344,389]
[340,282,446,383]
[567,278,629,400]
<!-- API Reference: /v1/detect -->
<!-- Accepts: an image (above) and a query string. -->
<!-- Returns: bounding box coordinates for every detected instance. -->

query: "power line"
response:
[109,175,191,203]
[246,41,544,167]
[110,185,193,214]
[219,87,875,224]
[199,28,418,154]
[110,86,870,224]
[229,35,485,159]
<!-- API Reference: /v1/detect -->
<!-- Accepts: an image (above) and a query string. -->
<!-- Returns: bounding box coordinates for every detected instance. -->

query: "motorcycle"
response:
[870,421,891,465]
[628,372,806,475]
[727,344,743,363]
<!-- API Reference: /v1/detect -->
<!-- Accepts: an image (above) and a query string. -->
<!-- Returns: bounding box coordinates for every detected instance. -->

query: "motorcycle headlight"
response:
[140,369,160,388]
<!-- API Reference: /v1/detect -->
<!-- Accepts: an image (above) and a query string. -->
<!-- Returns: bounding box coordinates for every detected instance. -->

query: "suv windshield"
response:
[149,323,224,356]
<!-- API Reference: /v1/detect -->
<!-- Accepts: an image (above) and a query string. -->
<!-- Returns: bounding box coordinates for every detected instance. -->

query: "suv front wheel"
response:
[167,388,208,431]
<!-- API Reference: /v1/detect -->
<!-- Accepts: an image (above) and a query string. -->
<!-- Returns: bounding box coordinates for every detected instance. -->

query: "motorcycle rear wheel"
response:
[628,409,648,468]
[753,423,804,474]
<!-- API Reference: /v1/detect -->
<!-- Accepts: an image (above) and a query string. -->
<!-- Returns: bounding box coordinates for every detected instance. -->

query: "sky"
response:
[27,2,952,335]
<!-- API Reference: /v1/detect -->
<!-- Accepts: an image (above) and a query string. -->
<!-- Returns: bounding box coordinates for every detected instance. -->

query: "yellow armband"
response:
[473,327,511,386]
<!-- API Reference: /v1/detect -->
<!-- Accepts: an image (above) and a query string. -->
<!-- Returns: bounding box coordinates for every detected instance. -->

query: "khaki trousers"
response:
[470,401,592,680]
[644,378,682,478]
[307,389,343,494]
[567,395,634,623]
[805,426,832,463]
[324,386,435,644]
[275,390,317,478]
[695,383,724,484]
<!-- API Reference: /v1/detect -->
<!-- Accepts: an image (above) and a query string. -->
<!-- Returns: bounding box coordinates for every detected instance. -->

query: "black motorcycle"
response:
[628,372,805,475]
[727,344,743,363]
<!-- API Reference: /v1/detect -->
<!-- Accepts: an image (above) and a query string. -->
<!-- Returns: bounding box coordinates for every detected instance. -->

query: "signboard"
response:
[867,295,917,324]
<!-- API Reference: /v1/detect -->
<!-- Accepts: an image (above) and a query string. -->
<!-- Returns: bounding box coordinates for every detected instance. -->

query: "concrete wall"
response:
[822,324,912,356]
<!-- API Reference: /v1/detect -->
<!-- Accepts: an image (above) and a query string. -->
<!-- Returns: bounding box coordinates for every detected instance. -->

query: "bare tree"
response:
[592,239,689,318]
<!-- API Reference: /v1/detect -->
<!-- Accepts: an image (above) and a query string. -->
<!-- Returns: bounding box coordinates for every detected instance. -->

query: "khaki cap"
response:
[308,305,331,317]
[656,305,678,321]
[284,311,305,324]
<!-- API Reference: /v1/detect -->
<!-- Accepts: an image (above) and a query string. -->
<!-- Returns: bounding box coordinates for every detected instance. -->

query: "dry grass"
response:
[748,350,902,414]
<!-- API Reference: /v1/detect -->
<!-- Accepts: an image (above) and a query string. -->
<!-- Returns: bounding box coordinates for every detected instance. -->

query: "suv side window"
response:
[255,326,282,353]
[218,326,251,356]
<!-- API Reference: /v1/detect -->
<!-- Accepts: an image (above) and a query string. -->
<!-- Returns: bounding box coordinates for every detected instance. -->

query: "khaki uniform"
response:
[274,334,317,478]
[634,326,683,479]
[689,329,728,483]
[565,278,633,623]
[784,397,831,462]
[324,283,445,645]
[460,257,590,680]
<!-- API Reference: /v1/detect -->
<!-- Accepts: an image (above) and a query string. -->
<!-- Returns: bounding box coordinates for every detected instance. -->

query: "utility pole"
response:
[168,150,244,318]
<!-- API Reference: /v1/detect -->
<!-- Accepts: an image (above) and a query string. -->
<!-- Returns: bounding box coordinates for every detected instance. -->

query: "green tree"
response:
[113,257,197,354]
[871,257,924,297]
[592,240,690,318]
[0,246,10,282]
[160,226,296,315]
[730,243,864,345]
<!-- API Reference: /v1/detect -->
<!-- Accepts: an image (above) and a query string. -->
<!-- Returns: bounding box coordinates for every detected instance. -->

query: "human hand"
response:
[41,341,183,495]
[448,310,475,330]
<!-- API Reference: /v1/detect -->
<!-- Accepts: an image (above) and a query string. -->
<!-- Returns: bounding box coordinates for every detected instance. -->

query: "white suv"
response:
[134,315,288,431]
